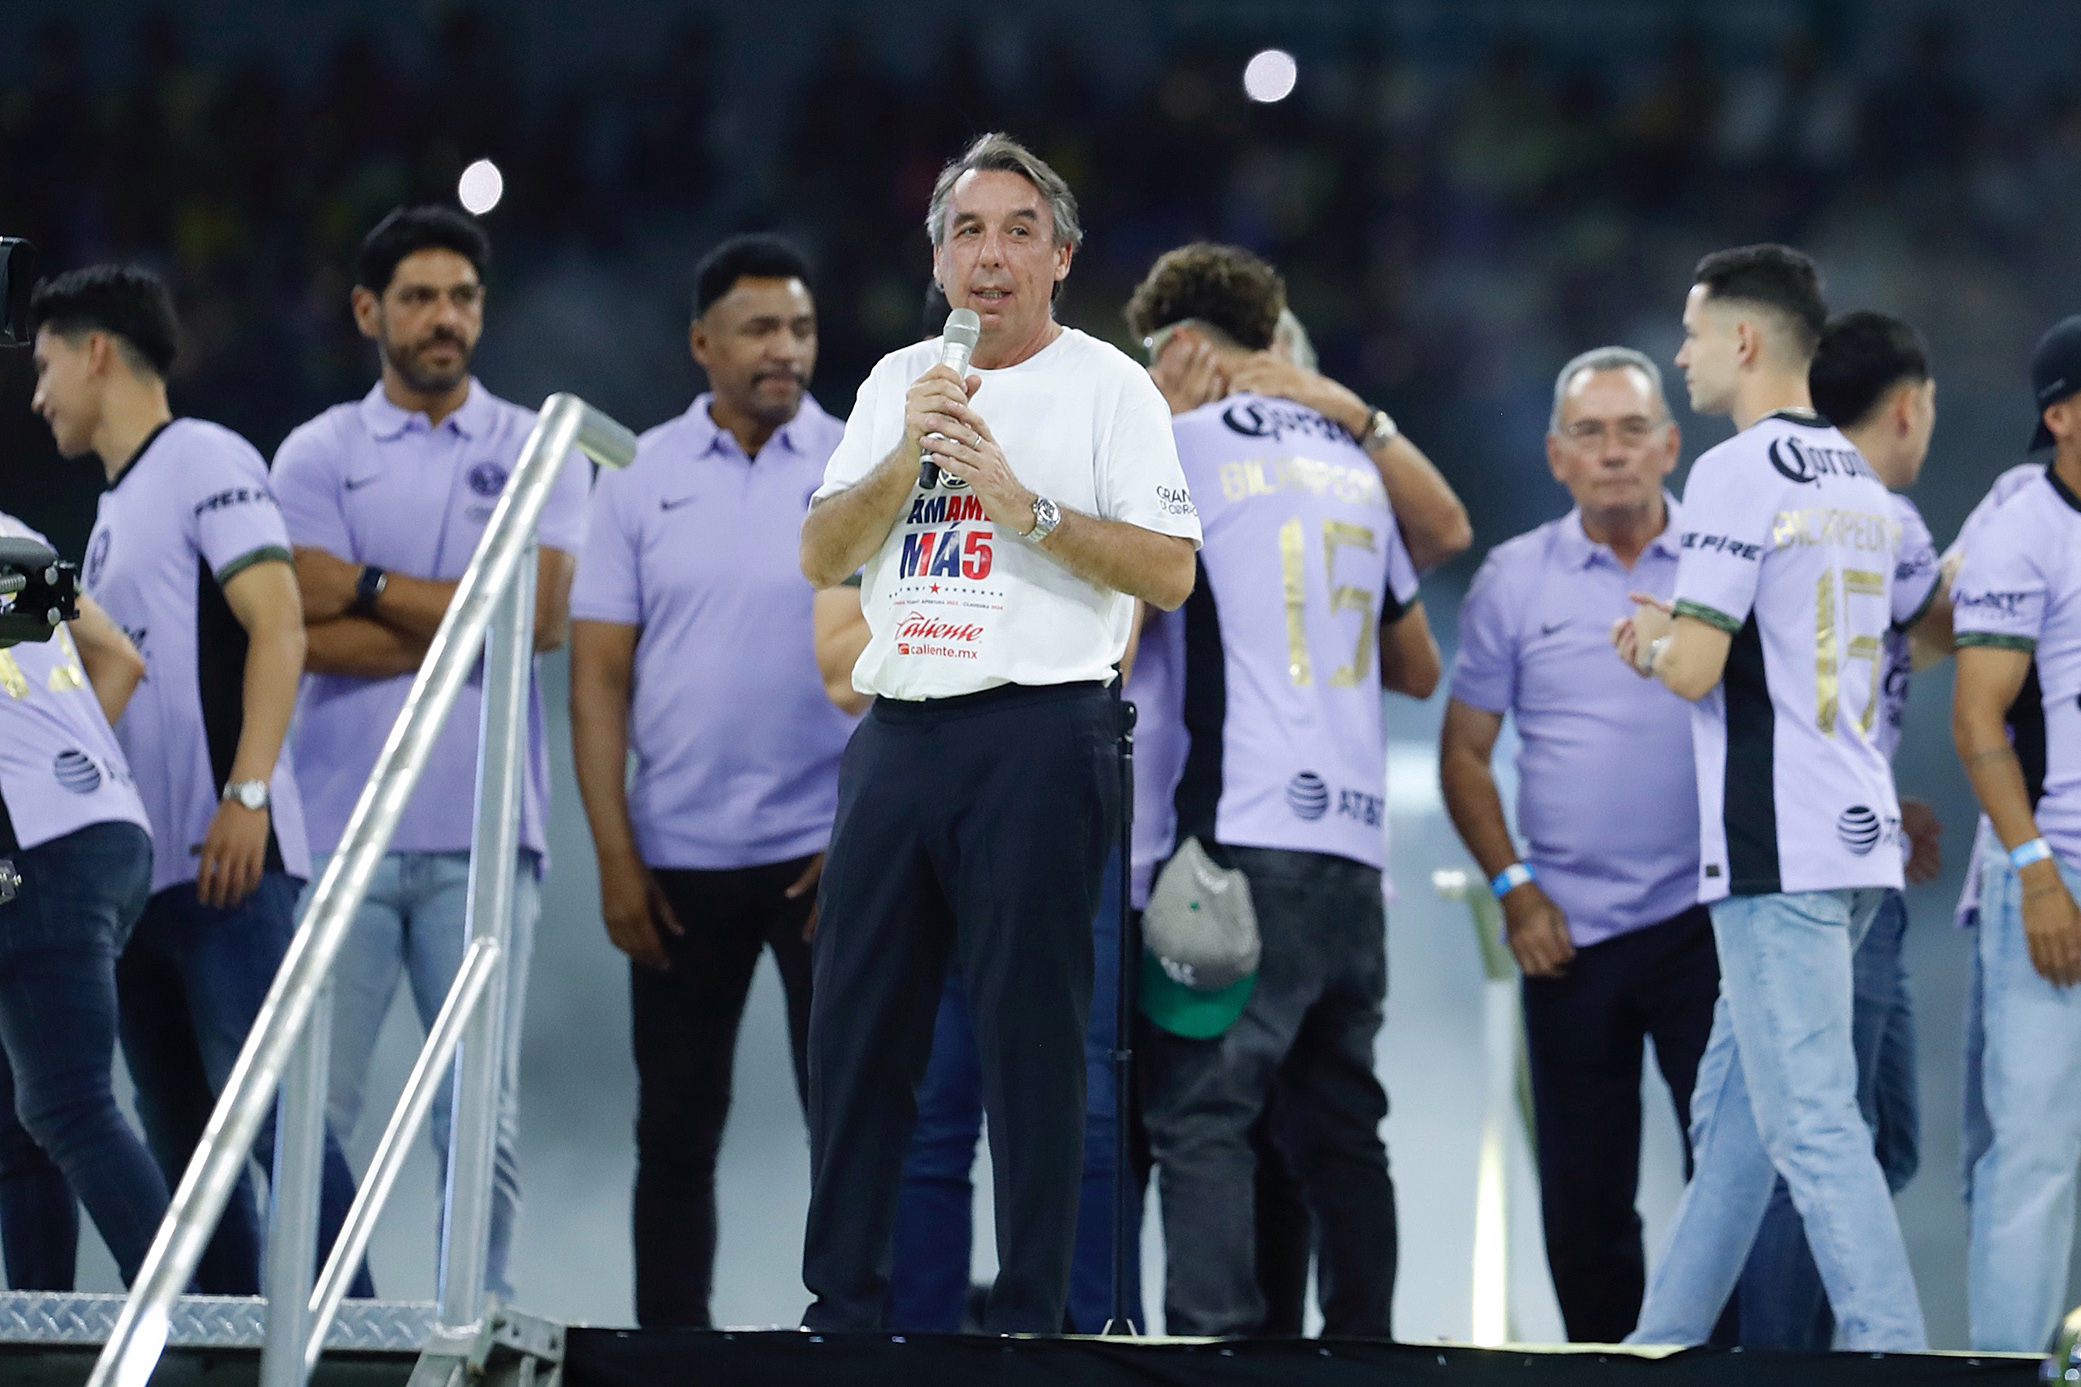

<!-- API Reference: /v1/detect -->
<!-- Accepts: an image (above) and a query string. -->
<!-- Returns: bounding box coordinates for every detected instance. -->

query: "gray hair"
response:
[1273,308,1318,371]
[1549,346,1669,433]
[925,132,1083,251]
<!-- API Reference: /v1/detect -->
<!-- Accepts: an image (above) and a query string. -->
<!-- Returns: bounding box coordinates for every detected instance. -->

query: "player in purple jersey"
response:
[570,235,853,1328]
[1735,310,1950,1347]
[1952,313,2081,1350]
[275,207,586,1302]
[1442,345,1715,1343]
[0,510,170,1288]
[1614,246,1925,1350]
[29,266,373,1298]
[1124,245,1443,1339]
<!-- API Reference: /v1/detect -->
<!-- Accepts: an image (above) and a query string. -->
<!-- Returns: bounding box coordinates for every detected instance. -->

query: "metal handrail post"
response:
[437,543,535,1328]
[304,939,501,1375]
[259,982,332,1387]
[86,395,635,1387]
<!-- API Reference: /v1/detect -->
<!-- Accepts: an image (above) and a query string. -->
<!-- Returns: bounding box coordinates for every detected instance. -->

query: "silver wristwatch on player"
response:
[222,779,270,811]
[1026,494,1062,543]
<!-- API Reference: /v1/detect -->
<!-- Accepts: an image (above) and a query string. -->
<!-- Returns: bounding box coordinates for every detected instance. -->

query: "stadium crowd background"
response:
[2,0,2080,1346]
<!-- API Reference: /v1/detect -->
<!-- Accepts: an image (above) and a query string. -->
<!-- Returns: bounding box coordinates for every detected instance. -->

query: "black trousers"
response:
[632,857,814,1328]
[802,682,1120,1334]
[1522,904,1719,1344]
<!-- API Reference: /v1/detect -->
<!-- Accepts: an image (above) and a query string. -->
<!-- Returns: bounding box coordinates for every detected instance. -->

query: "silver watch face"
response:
[228,781,269,811]
[1031,496,1061,537]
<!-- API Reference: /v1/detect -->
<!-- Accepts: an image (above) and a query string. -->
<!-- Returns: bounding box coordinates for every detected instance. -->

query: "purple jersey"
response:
[1951,470,2081,867]
[1449,502,1700,945]
[272,381,589,862]
[1875,494,1941,764]
[0,513,151,852]
[83,420,311,892]
[570,395,857,870]
[1672,411,1911,900]
[1948,462,2050,929]
[1156,393,1419,872]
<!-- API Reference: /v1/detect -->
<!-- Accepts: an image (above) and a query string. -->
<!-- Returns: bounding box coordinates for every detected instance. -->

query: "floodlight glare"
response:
[458,159,504,215]
[1243,49,1298,104]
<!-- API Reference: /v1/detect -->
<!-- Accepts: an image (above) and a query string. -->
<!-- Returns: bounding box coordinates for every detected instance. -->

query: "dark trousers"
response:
[886,848,1138,1334]
[1735,887,1919,1347]
[1144,847,1397,1339]
[0,823,169,1287]
[119,873,374,1299]
[802,682,1120,1335]
[1522,903,1719,1344]
[632,857,814,1328]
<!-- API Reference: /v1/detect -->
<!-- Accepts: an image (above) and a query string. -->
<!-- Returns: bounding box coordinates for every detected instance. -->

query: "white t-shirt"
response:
[1672,410,1912,901]
[815,326,1202,701]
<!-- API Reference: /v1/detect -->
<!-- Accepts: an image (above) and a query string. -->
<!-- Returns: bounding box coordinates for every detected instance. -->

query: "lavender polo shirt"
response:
[272,380,589,862]
[84,420,312,892]
[1449,501,1700,946]
[570,394,856,870]
[0,512,152,852]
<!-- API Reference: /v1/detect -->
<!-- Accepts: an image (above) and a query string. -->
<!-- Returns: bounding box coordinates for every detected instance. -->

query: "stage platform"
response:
[0,1324,2042,1385]
[561,1328,2043,1387]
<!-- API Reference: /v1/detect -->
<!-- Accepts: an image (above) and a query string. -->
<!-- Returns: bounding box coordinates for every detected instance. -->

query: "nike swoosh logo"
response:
[343,475,379,491]
[1540,620,1569,636]
[660,496,697,511]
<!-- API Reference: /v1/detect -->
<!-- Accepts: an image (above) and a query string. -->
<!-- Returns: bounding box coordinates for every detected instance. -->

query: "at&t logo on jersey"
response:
[1285,771,1384,828]
[1835,804,1899,856]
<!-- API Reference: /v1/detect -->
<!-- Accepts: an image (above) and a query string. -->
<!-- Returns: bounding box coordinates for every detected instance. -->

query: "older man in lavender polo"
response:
[569,235,854,1329]
[1439,347,1714,1343]
[272,207,589,1301]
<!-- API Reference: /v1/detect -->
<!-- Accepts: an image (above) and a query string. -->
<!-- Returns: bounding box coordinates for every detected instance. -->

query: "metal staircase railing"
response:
[81,394,636,1387]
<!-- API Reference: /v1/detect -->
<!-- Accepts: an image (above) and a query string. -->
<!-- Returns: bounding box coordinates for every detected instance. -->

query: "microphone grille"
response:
[943,308,982,349]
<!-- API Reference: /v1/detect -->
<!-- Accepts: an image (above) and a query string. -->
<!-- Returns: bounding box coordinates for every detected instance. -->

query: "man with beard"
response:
[569,235,855,1327]
[271,206,590,1301]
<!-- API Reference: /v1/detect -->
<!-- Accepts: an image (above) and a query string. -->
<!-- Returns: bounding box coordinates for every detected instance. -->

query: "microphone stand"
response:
[1103,697,1140,1336]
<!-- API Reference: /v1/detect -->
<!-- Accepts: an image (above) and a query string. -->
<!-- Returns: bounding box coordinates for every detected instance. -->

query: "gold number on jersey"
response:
[1279,518,1312,685]
[1323,522,1380,687]
[45,627,86,694]
[1814,567,1886,737]
[1278,518,1381,688]
[0,652,25,700]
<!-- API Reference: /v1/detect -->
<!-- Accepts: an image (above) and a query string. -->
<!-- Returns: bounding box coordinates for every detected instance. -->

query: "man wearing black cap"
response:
[1950,313,2081,1350]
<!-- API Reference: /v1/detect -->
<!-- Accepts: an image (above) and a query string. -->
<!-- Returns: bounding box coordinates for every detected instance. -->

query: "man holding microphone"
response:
[798,132,1201,1334]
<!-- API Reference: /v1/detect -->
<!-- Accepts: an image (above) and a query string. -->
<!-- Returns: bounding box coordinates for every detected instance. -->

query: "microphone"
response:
[919,307,982,491]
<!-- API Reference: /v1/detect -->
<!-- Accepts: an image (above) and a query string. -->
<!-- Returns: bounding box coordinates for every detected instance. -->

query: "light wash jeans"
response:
[302,850,538,1302]
[1625,888,1927,1351]
[1967,846,2081,1351]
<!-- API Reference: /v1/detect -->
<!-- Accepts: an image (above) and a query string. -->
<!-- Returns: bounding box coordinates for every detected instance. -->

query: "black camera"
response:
[0,238,35,348]
[0,537,79,650]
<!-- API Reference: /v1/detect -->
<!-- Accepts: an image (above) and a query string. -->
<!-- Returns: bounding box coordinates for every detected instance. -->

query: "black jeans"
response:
[0,823,169,1287]
[1144,847,1396,1339]
[802,682,1120,1335]
[631,857,814,1328]
[1521,903,1719,1343]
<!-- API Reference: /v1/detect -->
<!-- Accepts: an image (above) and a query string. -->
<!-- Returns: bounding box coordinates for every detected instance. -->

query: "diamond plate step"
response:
[0,1292,437,1352]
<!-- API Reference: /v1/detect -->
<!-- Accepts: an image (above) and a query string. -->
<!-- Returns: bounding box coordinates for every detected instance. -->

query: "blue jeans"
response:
[316,850,536,1303]
[1736,887,1920,1347]
[1625,888,1926,1351]
[887,849,1137,1333]
[0,823,169,1286]
[1967,849,2081,1350]
[120,871,374,1298]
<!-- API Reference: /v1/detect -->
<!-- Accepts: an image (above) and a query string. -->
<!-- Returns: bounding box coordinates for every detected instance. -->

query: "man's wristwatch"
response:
[352,564,388,615]
[1025,494,1062,543]
[1359,407,1400,450]
[222,779,270,812]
